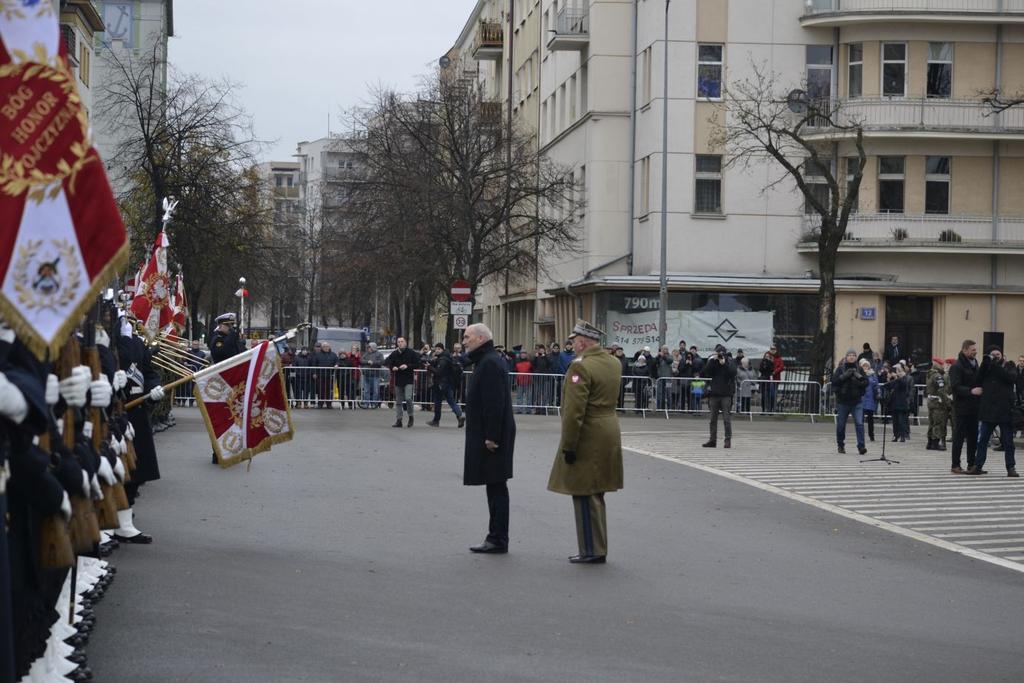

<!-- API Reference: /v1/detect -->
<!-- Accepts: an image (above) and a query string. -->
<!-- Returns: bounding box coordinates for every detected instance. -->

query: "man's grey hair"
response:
[368,342,378,349]
[466,323,493,341]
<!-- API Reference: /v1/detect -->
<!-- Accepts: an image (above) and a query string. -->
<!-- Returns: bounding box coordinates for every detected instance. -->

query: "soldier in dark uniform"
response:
[548,320,624,564]
[210,312,247,364]
[115,314,165,542]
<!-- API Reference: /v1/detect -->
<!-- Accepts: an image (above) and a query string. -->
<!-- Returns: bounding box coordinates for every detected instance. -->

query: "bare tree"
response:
[712,64,866,383]
[346,73,581,344]
[97,38,273,335]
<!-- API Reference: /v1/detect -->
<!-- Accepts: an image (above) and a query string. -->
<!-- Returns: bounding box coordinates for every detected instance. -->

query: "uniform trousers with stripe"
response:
[572,494,607,558]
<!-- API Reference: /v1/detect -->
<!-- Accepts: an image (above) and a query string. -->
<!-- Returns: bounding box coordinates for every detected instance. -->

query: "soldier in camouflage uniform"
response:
[926,358,952,451]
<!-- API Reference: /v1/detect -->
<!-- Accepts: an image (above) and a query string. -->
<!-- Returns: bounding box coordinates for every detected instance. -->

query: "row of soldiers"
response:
[1,299,165,682]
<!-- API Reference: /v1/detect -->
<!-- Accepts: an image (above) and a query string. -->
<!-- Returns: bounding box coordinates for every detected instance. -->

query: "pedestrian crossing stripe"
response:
[623,433,1024,576]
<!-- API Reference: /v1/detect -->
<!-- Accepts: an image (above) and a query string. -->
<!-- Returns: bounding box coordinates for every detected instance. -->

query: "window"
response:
[803,158,830,214]
[640,156,651,215]
[806,45,833,101]
[697,44,723,99]
[569,74,577,121]
[882,43,906,97]
[878,156,905,213]
[848,43,862,98]
[695,155,723,214]
[845,157,861,213]
[925,156,950,214]
[275,174,284,187]
[927,42,952,98]
[641,47,652,104]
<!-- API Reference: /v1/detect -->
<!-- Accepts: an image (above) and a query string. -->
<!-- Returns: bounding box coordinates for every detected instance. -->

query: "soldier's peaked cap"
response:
[215,312,237,325]
[568,319,604,341]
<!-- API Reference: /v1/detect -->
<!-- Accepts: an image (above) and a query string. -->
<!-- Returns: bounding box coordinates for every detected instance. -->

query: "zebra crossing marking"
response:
[623,432,1024,576]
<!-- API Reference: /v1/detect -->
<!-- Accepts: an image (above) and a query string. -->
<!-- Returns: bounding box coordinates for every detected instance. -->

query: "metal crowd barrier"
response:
[171,361,937,426]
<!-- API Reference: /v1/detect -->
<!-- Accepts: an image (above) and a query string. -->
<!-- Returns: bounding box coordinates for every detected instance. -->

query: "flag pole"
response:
[123,323,310,410]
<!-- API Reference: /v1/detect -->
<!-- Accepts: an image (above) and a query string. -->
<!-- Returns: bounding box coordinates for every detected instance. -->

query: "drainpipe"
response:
[992,25,1003,330]
[626,0,638,275]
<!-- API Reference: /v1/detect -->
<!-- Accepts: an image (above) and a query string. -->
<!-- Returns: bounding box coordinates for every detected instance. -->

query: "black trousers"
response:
[485,482,509,547]
[952,413,978,469]
[864,410,875,441]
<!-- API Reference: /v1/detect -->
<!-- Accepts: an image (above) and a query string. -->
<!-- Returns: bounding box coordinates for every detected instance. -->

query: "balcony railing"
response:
[473,20,503,61]
[480,100,502,125]
[799,213,1024,251]
[802,0,1024,23]
[547,7,589,51]
[806,98,1024,138]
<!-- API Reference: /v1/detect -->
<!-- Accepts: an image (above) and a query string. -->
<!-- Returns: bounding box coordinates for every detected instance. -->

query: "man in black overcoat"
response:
[461,323,516,554]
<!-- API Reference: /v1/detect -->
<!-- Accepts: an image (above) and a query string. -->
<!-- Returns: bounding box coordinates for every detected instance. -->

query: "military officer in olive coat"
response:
[548,320,623,564]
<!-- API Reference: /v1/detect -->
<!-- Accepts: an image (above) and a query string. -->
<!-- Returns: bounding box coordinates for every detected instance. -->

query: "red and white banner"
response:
[169,272,187,335]
[0,3,128,358]
[130,231,173,340]
[194,340,294,468]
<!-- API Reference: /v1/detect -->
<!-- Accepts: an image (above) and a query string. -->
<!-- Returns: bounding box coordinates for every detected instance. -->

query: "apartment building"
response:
[449,0,1024,365]
[90,0,174,190]
[59,1,105,112]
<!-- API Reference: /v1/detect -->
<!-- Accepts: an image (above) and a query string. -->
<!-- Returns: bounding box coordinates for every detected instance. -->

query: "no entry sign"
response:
[450,280,471,302]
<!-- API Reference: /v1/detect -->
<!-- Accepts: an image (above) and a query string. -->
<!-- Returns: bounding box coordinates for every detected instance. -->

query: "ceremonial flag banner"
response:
[195,340,294,468]
[0,1,128,358]
[130,231,173,340]
[170,273,187,334]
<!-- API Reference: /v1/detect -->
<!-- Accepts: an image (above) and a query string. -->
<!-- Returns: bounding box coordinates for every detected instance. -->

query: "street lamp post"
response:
[238,276,246,334]
[658,0,670,348]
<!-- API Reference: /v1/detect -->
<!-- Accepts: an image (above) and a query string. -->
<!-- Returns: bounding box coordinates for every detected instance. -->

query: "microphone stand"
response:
[862,380,899,465]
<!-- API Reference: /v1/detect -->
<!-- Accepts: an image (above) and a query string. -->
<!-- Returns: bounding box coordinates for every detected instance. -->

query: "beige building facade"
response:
[447,0,1024,367]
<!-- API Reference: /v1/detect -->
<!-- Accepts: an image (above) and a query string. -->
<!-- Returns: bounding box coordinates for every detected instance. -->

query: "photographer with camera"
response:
[971,345,1019,476]
[832,349,868,455]
[701,344,737,449]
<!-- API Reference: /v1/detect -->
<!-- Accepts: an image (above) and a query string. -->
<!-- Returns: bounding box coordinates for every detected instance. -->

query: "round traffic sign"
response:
[450,280,471,302]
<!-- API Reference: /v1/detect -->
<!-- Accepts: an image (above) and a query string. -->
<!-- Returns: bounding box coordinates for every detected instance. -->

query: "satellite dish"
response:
[439,55,451,69]
[786,89,808,114]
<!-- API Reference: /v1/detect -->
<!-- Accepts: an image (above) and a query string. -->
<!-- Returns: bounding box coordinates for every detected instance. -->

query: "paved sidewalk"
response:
[624,426,1024,574]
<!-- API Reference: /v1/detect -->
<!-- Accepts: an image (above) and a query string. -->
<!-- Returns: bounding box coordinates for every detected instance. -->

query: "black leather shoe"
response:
[407,415,414,428]
[1008,469,1019,477]
[702,441,716,448]
[837,446,845,454]
[113,532,153,544]
[426,420,439,427]
[458,415,466,428]
[858,445,867,455]
[469,541,508,554]
[392,420,403,428]
[569,555,606,564]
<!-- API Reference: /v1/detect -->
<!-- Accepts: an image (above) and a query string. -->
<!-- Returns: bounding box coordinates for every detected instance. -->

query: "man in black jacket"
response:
[884,336,903,366]
[386,337,419,428]
[461,324,515,554]
[948,339,981,474]
[701,344,737,449]
[832,349,869,455]
[971,345,1019,476]
[426,344,465,428]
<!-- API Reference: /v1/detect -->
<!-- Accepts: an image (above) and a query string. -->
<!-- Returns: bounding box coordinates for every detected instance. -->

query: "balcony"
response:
[547,8,589,51]
[480,100,503,126]
[805,98,1024,141]
[797,213,1024,254]
[801,0,1024,27]
[473,20,503,61]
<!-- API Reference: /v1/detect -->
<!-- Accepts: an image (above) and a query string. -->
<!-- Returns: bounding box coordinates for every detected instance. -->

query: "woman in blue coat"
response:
[858,359,879,442]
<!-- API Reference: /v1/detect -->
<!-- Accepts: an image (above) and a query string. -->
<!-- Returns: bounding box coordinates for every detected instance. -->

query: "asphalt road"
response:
[88,408,1023,682]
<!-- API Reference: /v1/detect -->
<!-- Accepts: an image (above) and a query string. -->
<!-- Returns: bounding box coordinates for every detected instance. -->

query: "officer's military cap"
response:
[568,319,604,341]
[215,312,237,325]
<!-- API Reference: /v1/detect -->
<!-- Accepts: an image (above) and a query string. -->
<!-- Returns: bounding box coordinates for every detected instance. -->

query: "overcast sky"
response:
[169,1,476,163]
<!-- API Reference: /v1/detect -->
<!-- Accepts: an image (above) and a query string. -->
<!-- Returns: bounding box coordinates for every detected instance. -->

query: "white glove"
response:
[148,385,165,402]
[95,327,110,348]
[80,471,90,498]
[90,474,103,500]
[89,377,112,408]
[60,492,72,521]
[113,456,125,481]
[97,456,115,486]
[110,436,123,455]
[59,367,91,407]
[125,422,135,440]
[0,373,28,424]
[45,374,59,405]
[120,317,133,338]
[112,370,127,391]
